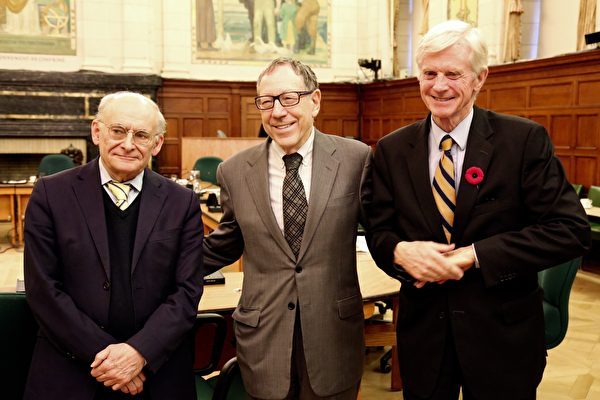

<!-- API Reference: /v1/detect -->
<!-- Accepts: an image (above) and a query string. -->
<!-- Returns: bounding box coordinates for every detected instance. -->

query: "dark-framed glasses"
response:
[98,121,155,146]
[254,90,315,111]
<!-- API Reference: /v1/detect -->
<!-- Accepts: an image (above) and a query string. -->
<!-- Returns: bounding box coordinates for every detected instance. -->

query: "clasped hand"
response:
[394,241,475,288]
[90,343,146,395]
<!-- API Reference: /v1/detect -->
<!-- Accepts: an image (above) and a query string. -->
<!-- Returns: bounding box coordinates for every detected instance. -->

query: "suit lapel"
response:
[452,107,494,243]
[406,118,447,242]
[298,131,339,261]
[131,170,167,274]
[245,140,296,260]
[73,159,110,278]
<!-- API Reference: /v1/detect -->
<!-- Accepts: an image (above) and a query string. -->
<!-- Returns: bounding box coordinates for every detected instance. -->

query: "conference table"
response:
[585,206,600,219]
[0,183,33,247]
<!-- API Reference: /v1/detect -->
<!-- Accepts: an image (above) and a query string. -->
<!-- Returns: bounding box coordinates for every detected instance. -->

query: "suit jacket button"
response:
[288,302,295,310]
[295,266,302,273]
[103,281,110,290]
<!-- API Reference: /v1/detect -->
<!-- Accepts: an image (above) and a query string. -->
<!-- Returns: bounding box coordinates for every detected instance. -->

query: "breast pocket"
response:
[148,228,180,242]
[328,192,356,208]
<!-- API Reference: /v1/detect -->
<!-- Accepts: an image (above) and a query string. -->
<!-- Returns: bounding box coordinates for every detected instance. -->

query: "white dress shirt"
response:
[268,128,315,232]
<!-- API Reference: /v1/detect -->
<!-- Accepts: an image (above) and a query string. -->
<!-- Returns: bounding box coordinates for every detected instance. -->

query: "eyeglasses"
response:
[254,90,315,111]
[98,121,155,146]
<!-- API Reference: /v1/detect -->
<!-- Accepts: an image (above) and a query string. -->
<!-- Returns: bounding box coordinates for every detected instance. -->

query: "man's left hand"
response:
[90,343,146,390]
[443,245,475,271]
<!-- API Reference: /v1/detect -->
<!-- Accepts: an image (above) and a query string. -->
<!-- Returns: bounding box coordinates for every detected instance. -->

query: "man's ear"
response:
[474,68,488,92]
[311,89,321,118]
[151,134,165,157]
[91,120,101,145]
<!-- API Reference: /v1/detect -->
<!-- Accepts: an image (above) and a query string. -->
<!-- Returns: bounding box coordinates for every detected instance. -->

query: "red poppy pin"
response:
[465,166,484,185]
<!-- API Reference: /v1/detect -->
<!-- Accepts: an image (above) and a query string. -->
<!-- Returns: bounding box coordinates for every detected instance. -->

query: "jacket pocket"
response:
[232,305,261,328]
[500,287,543,325]
[148,228,179,242]
[337,294,364,319]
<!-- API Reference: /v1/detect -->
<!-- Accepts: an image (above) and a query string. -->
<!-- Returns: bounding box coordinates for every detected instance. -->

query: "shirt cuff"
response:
[471,243,480,268]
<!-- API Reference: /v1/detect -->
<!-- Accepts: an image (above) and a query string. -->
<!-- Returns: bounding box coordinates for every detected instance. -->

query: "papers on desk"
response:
[16,278,25,292]
[200,187,221,195]
[356,236,370,253]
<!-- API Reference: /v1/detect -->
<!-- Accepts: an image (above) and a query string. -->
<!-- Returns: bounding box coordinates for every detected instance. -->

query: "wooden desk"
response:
[0,184,33,246]
[199,252,402,391]
[585,206,600,219]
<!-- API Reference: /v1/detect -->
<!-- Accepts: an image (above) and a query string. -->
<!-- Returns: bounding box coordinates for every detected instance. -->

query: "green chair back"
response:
[193,157,223,185]
[587,185,600,206]
[38,154,75,177]
[538,257,580,349]
[571,183,583,197]
[211,357,246,400]
[0,293,38,400]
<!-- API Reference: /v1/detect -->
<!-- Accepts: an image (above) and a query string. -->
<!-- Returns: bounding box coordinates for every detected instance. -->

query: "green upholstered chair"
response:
[538,258,581,349]
[571,183,583,197]
[210,357,246,400]
[192,157,223,186]
[0,293,38,400]
[192,313,245,399]
[38,154,75,177]
[586,186,600,241]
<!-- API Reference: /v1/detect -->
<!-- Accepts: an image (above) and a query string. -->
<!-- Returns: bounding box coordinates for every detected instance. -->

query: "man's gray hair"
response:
[96,91,167,136]
[416,20,488,76]
[257,57,319,91]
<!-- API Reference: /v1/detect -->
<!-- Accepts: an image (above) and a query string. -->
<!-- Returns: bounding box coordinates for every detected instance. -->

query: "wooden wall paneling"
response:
[240,96,262,137]
[549,114,573,149]
[181,137,264,176]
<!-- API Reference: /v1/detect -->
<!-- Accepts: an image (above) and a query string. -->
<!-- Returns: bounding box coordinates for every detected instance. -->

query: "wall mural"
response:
[193,0,330,66]
[447,0,478,26]
[0,0,75,55]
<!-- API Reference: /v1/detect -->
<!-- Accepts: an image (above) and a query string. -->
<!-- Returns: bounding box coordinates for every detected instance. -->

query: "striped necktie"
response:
[432,135,456,243]
[106,180,132,210]
[282,153,308,258]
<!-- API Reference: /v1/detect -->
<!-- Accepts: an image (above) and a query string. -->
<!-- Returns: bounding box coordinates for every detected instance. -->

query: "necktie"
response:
[282,153,308,258]
[106,181,132,210]
[432,135,456,243]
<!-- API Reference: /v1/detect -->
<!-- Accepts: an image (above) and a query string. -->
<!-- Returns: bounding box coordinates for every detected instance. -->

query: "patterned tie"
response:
[432,135,456,243]
[282,153,308,258]
[106,180,132,210]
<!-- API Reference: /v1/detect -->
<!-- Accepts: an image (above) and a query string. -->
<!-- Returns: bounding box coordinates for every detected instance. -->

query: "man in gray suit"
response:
[203,58,371,399]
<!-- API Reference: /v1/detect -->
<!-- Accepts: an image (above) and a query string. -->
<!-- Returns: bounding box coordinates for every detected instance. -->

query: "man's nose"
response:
[271,99,287,116]
[120,131,136,149]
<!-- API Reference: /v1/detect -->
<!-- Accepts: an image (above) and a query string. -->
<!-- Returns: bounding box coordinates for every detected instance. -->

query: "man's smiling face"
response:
[418,43,487,132]
[257,64,321,154]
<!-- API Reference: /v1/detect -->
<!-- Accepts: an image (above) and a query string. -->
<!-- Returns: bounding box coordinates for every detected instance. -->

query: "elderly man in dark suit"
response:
[24,91,204,399]
[364,20,590,400]
[203,58,371,399]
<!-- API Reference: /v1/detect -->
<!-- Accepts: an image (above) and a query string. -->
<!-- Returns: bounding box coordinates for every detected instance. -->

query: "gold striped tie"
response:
[106,181,132,210]
[432,135,456,243]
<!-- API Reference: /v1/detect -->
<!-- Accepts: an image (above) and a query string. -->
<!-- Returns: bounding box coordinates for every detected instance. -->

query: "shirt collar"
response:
[270,127,315,168]
[430,108,473,151]
[98,157,144,192]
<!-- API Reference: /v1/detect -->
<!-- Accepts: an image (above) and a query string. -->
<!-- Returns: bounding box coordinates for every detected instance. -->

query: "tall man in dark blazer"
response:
[203,58,371,399]
[364,20,591,400]
[24,91,204,399]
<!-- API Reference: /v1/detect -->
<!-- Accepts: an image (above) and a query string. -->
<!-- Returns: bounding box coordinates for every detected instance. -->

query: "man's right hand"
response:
[393,241,464,286]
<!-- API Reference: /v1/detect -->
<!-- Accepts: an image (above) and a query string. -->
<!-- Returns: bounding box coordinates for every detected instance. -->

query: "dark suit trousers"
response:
[402,322,536,400]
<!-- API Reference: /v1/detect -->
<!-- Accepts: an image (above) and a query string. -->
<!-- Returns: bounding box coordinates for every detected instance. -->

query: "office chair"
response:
[192,314,246,399]
[38,154,75,177]
[0,293,39,400]
[538,257,581,349]
[586,186,600,241]
[571,183,583,197]
[192,156,223,185]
